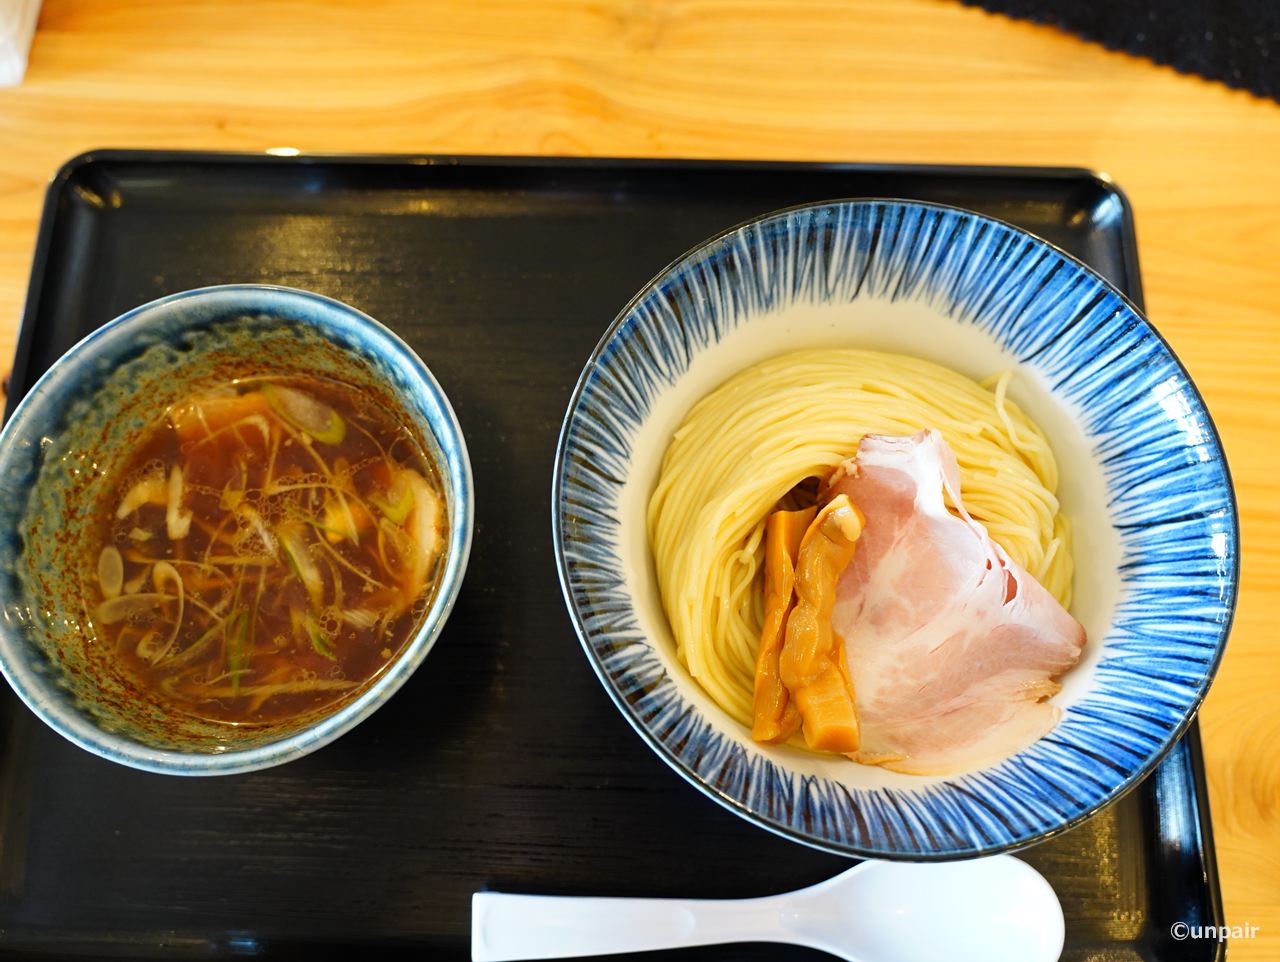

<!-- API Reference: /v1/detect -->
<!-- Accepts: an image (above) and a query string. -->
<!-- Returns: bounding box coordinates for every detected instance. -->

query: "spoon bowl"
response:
[471,854,1063,962]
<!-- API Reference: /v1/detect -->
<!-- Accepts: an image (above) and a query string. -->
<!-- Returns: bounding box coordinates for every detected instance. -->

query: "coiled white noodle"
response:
[646,349,1073,728]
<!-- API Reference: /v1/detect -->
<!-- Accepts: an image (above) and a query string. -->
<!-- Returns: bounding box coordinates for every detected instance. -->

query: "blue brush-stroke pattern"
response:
[555,201,1236,858]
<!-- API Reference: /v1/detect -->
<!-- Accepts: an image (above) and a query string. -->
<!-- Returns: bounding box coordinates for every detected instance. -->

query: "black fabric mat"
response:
[959,0,1280,101]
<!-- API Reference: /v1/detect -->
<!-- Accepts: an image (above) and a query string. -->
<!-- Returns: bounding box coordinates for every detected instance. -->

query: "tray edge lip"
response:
[40,147,1135,181]
[1185,719,1228,959]
[4,150,96,421]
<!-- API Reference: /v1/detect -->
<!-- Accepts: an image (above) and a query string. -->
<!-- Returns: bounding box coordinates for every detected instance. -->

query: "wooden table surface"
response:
[0,0,1277,954]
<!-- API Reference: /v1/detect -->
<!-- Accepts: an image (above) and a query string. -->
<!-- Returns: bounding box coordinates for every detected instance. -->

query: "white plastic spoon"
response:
[472,854,1063,962]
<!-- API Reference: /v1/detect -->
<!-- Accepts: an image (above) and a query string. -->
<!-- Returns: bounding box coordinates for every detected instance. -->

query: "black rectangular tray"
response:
[2,153,1223,961]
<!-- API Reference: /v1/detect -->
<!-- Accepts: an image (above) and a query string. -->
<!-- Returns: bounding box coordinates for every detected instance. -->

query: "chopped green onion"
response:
[263,384,346,445]
[116,475,167,519]
[278,523,324,608]
[371,475,414,524]
[226,609,249,697]
[166,465,193,540]
[94,592,175,625]
[306,617,336,661]
[97,546,124,599]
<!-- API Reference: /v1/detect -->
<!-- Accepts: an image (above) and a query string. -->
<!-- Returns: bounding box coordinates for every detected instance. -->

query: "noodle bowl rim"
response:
[552,197,1238,859]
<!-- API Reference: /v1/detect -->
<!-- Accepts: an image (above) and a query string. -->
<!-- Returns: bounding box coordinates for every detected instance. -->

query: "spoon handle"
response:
[471,891,785,961]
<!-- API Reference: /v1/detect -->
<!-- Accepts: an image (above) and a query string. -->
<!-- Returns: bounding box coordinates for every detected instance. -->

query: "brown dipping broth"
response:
[91,375,446,728]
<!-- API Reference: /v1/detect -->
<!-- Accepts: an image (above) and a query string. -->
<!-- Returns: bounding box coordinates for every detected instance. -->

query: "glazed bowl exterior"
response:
[553,200,1236,859]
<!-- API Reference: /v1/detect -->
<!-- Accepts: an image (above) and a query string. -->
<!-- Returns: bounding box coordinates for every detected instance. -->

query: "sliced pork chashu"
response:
[823,430,1085,775]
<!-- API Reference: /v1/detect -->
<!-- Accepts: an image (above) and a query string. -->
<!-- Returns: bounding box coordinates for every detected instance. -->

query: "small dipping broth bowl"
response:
[0,285,473,775]
[554,199,1237,859]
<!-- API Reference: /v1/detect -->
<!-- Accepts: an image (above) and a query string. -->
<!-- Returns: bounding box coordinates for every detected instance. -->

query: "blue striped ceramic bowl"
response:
[0,285,473,775]
[552,200,1236,859]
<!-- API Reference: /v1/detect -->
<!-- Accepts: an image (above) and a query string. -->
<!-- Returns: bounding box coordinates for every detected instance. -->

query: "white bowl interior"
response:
[618,296,1121,790]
